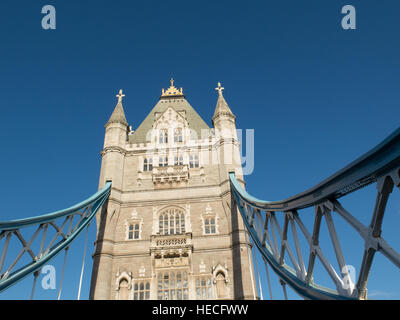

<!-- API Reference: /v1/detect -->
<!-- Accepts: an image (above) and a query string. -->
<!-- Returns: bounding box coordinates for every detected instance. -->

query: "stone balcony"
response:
[150,233,193,260]
[152,165,189,184]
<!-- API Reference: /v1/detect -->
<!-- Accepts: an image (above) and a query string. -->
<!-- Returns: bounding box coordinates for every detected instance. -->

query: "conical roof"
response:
[212,82,235,122]
[106,90,128,126]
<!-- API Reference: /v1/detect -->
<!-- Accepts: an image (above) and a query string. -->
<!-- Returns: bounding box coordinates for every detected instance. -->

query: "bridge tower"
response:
[90,80,256,300]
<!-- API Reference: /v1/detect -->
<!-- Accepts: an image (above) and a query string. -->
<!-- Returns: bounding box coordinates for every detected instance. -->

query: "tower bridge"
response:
[0,80,399,300]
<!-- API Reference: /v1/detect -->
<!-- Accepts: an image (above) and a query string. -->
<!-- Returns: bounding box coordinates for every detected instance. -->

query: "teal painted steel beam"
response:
[231,127,400,212]
[230,183,353,300]
[0,182,111,293]
[229,127,400,300]
[0,183,111,231]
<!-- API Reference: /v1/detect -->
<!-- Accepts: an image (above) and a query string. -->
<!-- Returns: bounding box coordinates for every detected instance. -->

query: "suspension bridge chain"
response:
[230,128,400,300]
[0,182,111,295]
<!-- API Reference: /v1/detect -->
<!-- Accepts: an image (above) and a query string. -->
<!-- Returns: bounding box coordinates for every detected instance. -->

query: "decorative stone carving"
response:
[139,265,146,277]
[152,165,189,184]
[206,203,212,215]
[156,237,187,246]
[199,260,206,273]
[185,204,192,233]
[115,270,132,300]
[150,232,193,264]
[161,78,184,97]
[212,263,230,299]
[131,208,138,219]
[155,256,189,268]
[152,206,158,235]
[137,172,142,187]
[200,166,205,182]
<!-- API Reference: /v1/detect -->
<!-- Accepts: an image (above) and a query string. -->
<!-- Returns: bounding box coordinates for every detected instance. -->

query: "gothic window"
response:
[157,271,189,300]
[159,208,185,235]
[133,281,150,300]
[174,155,183,166]
[189,154,199,168]
[118,279,129,300]
[159,129,168,144]
[204,217,216,234]
[128,223,140,240]
[174,128,183,143]
[143,158,153,171]
[159,156,168,167]
[195,277,213,299]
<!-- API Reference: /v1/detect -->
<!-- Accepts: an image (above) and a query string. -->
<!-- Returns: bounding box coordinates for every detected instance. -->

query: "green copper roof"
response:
[129,97,210,144]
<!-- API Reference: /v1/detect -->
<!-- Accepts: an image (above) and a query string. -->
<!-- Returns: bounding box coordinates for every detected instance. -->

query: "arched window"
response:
[159,208,185,235]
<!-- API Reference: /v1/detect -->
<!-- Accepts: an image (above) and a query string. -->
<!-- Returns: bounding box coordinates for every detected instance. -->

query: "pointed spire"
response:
[106,89,128,126]
[212,82,234,120]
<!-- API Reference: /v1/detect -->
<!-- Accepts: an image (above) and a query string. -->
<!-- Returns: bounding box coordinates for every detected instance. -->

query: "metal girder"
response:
[0,182,111,293]
[229,127,400,300]
[231,128,400,212]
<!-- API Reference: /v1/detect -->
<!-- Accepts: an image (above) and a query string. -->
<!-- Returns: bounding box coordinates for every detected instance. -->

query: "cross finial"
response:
[116,89,125,103]
[215,82,224,95]
[170,78,174,87]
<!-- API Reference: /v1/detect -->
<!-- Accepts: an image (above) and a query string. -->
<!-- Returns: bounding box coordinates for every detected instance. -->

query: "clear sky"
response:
[0,0,399,300]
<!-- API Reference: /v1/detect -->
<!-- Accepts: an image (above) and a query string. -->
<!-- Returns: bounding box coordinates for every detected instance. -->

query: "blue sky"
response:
[0,0,399,300]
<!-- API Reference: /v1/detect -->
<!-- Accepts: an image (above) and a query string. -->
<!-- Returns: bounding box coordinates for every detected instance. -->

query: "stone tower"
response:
[89,80,256,300]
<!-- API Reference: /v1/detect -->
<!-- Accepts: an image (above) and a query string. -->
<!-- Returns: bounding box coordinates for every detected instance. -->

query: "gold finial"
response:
[116,89,125,103]
[161,78,184,97]
[215,82,224,95]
